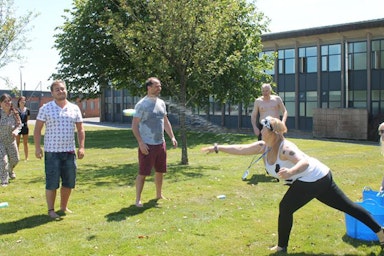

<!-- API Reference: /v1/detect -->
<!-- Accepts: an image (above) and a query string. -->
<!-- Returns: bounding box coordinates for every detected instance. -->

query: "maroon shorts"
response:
[138,142,167,176]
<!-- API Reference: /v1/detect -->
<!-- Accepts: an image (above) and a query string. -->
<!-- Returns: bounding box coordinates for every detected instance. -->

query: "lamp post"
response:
[19,66,24,96]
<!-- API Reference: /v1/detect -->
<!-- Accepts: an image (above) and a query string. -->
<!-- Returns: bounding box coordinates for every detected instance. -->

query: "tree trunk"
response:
[179,75,189,165]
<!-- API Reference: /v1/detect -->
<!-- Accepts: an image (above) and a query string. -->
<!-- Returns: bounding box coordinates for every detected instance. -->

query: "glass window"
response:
[321,44,341,71]
[349,42,367,70]
[372,90,380,101]
[329,44,341,55]
[322,56,328,71]
[285,49,295,58]
[285,102,295,116]
[329,91,341,101]
[285,58,295,74]
[329,55,341,71]
[354,53,367,70]
[279,49,295,74]
[306,102,317,117]
[307,56,317,73]
[284,92,296,101]
[306,91,317,101]
[321,45,328,55]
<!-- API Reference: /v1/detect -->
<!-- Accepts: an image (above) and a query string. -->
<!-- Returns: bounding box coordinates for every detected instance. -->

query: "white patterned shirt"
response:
[36,101,83,152]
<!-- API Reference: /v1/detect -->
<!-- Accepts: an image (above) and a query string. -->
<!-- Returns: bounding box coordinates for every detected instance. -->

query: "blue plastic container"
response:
[362,187,384,206]
[345,199,384,241]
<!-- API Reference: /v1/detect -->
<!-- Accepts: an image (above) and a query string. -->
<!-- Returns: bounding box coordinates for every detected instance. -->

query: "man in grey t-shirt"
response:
[132,77,178,207]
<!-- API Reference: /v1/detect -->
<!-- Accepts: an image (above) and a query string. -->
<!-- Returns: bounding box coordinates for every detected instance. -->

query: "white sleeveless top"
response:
[263,140,329,184]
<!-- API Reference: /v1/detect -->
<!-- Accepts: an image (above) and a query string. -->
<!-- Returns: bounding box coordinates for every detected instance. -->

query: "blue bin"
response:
[362,187,384,206]
[345,199,384,241]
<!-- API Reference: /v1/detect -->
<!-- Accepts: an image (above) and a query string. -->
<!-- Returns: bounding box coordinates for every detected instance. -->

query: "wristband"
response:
[214,143,218,153]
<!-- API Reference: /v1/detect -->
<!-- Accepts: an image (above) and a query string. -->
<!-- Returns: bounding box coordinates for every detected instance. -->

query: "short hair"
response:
[145,77,160,89]
[50,80,66,91]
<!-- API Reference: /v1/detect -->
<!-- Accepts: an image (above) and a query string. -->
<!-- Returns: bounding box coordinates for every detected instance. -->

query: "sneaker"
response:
[1,183,8,187]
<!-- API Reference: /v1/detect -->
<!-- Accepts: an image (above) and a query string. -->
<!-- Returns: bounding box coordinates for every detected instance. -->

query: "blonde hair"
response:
[267,116,287,134]
[379,122,384,155]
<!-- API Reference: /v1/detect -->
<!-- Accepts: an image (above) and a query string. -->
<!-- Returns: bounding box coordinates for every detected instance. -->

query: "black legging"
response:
[278,171,381,248]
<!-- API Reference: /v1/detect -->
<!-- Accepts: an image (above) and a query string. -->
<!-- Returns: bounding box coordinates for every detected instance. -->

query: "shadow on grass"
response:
[0,214,57,235]
[271,235,383,255]
[244,173,280,185]
[76,162,208,187]
[83,129,252,150]
[105,199,160,222]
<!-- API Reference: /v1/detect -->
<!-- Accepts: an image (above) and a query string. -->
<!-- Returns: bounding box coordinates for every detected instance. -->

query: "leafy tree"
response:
[0,0,37,75]
[106,0,270,164]
[52,0,136,99]
[53,0,270,165]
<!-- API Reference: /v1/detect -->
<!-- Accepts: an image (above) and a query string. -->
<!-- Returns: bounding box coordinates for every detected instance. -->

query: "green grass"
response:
[1,125,384,255]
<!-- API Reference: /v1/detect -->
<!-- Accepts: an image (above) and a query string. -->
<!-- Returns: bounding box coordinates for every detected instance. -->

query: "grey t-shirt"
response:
[134,96,167,145]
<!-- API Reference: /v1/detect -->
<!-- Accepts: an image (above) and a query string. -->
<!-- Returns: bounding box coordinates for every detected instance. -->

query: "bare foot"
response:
[135,201,143,207]
[156,195,167,200]
[48,209,60,219]
[60,208,73,213]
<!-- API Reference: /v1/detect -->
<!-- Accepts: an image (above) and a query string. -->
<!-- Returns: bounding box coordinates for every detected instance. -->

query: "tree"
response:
[0,0,37,70]
[106,0,270,164]
[53,0,270,165]
[52,0,135,99]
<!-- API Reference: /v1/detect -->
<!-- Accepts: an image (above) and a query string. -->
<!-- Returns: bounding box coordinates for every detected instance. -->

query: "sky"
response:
[0,0,383,92]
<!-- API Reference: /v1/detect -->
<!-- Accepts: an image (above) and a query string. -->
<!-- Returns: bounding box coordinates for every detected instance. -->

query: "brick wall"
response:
[313,108,368,140]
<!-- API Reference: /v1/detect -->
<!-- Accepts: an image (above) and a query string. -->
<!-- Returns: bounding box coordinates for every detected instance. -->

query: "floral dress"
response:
[0,110,20,185]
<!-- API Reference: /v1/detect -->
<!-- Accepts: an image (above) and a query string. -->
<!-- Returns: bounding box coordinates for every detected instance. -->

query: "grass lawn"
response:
[1,124,384,255]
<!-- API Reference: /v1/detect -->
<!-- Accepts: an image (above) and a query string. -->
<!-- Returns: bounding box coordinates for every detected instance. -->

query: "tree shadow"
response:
[0,214,60,235]
[76,162,207,187]
[105,198,161,222]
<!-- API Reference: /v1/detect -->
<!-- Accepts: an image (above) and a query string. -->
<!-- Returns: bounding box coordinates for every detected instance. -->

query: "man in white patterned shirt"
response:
[34,80,85,219]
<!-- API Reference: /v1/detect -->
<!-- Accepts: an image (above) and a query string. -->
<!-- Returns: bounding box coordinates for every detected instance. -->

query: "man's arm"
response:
[277,96,288,124]
[132,117,149,155]
[164,116,177,148]
[34,120,44,159]
[76,122,85,159]
[251,99,260,136]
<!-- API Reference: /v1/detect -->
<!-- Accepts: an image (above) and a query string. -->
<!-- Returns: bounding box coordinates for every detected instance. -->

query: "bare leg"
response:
[60,186,72,213]
[46,189,60,218]
[23,134,29,160]
[16,135,21,149]
[135,175,146,207]
[155,172,165,199]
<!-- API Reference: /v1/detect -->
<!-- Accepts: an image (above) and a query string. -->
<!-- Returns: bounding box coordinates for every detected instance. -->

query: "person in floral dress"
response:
[0,94,22,186]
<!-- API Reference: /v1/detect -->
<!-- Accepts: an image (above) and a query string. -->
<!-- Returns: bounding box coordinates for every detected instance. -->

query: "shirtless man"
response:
[251,83,288,139]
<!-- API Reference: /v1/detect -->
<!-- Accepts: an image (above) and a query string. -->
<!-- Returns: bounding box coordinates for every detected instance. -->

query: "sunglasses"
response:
[261,118,273,131]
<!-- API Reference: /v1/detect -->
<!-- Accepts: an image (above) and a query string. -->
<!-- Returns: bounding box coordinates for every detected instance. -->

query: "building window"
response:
[372,39,384,69]
[279,91,295,117]
[348,41,367,70]
[259,50,275,75]
[321,44,341,71]
[278,49,295,74]
[299,46,317,73]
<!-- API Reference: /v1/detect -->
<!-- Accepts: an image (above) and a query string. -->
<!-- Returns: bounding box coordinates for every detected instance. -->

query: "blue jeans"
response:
[45,152,77,190]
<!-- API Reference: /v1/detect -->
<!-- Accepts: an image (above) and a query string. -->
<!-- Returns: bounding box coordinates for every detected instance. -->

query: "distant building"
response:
[0,90,100,119]
[261,18,384,140]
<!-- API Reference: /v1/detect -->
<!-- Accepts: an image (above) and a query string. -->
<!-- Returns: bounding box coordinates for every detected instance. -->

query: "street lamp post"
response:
[19,66,24,96]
